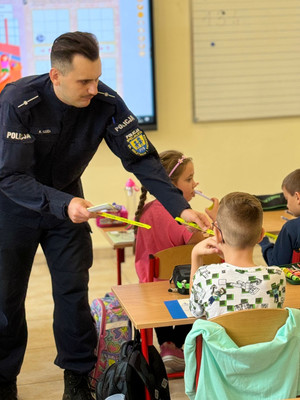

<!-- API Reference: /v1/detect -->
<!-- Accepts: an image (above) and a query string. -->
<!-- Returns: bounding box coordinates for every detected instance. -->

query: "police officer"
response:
[0,32,212,400]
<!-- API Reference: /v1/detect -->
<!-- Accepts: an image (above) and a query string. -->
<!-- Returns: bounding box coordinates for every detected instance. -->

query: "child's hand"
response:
[192,236,222,257]
[205,197,219,222]
[190,237,223,291]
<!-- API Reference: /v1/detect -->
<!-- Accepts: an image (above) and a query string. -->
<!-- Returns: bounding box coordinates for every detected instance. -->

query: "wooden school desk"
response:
[263,209,293,234]
[113,279,300,400]
[112,280,300,363]
[100,226,134,285]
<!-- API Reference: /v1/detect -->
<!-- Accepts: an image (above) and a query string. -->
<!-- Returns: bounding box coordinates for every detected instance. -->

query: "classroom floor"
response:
[17,242,265,400]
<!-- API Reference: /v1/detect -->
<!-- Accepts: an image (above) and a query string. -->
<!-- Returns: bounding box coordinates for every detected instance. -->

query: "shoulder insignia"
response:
[97,91,115,98]
[17,95,39,108]
[95,90,116,105]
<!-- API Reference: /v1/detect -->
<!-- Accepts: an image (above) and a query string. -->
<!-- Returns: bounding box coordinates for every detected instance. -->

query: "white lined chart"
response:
[191,0,300,121]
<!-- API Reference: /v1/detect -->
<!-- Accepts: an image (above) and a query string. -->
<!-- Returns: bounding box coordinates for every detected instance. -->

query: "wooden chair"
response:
[207,308,288,346]
[149,244,221,281]
[194,308,293,397]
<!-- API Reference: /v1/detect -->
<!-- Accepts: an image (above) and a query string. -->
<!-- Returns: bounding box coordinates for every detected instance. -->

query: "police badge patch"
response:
[126,128,149,156]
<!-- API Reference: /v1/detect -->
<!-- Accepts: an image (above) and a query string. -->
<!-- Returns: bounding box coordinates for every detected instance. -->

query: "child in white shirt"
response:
[190,192,286,319]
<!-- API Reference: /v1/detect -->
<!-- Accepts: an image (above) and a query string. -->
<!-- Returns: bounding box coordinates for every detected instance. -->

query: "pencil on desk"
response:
[285,210,294,216]
[281,216,289,222]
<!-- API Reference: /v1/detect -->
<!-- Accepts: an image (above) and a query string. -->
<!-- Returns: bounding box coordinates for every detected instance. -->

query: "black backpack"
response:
[96,332,171,400]
[170,264,191,294]
[254,192,287,211]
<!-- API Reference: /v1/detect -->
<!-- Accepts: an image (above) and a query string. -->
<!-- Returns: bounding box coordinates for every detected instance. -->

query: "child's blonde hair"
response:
[217,192,263,248]
[134,150,192,234]
[282,169,300,195]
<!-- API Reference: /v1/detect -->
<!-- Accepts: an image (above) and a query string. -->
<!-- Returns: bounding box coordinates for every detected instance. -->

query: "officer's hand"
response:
[180,209,211,231]
[67,197,93,223]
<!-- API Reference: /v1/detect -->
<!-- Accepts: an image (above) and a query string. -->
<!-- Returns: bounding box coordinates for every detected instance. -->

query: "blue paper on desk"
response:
[164,299,194,319]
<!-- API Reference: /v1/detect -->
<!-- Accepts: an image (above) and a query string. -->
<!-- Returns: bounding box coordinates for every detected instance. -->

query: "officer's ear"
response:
[50,67,61,86]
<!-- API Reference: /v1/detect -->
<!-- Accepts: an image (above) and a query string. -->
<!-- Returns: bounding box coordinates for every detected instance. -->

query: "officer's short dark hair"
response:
[50,31,99,74]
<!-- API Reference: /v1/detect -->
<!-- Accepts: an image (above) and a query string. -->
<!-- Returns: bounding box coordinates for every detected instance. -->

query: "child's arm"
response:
[190,237,222,292]
[261,220,298,265]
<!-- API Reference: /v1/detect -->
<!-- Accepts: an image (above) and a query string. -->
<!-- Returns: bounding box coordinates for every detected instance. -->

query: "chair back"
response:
[195,308,290,393]
[210,308,289,346]
[149,244,221,281]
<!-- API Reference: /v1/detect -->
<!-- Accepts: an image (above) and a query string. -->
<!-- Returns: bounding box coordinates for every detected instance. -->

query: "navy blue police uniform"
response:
[0,74,190,382]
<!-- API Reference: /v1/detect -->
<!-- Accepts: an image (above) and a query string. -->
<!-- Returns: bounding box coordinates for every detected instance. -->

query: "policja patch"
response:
[126,128,149,156]
[5,131,33,142]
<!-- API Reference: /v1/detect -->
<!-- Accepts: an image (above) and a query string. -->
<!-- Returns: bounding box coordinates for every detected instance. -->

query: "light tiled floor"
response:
[18,243,266,399]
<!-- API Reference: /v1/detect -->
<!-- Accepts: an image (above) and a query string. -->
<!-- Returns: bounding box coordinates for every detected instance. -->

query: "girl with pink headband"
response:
[134,150,217,373]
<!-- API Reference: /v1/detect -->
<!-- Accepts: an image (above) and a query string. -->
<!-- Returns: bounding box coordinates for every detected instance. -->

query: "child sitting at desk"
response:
[189,192,286,319]
[260,168,300,266]
[134,149,218,372]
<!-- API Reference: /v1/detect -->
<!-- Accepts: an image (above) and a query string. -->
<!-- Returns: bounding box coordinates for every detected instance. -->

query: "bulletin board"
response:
[191,0,300,122]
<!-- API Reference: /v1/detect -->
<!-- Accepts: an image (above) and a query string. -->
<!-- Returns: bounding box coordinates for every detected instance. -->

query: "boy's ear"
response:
[214,226,223,244]
[295,191,300,204]
[258,228,265,244]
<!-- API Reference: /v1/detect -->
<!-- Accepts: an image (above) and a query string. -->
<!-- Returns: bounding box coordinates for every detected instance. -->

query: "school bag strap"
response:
[91,298,107,383]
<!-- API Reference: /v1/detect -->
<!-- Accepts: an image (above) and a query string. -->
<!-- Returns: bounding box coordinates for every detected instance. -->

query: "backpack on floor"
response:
[96,332,171,400]
[90,293,132,387]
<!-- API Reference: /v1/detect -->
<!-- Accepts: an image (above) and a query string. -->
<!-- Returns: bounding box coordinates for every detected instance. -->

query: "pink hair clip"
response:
[168,155,186,177]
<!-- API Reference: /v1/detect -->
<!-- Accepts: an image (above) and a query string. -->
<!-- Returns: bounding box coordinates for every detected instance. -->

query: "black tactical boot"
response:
[62,370,94,400]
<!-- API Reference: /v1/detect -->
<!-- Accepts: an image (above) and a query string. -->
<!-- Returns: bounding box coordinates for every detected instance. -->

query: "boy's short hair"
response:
[50,31,99,75]
[217,192,263,249]
[282,169,300,195]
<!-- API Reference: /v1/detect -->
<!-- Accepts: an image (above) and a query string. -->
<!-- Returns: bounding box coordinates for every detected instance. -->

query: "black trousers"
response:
[0,217,97,383]
[155,324,192,348]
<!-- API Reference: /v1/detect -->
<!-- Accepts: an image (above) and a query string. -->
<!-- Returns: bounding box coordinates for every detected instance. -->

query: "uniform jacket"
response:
[0,75,189,228]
